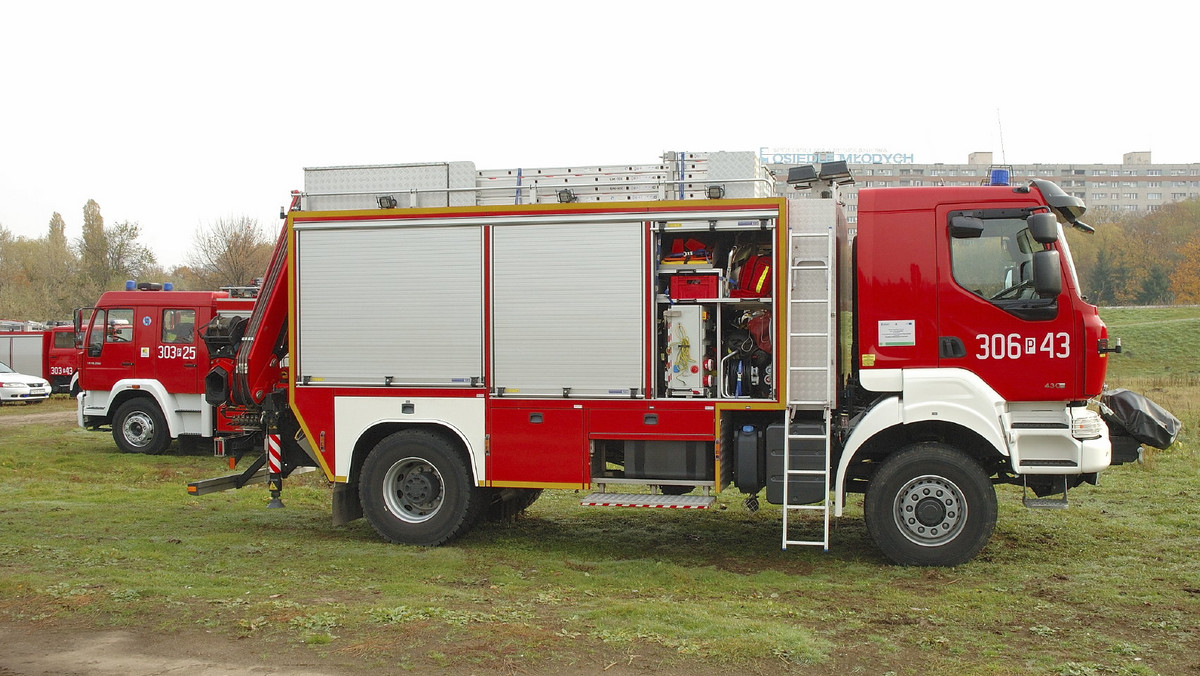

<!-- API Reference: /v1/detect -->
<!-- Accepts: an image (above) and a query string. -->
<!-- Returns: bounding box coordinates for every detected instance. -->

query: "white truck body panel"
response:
[294,222,484,387]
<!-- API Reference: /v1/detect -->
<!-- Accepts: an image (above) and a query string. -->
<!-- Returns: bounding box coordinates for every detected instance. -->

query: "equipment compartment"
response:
[651,219,778,401]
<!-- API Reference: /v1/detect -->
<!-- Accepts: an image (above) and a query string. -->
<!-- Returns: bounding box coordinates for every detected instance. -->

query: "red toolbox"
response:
[669,273,720,300]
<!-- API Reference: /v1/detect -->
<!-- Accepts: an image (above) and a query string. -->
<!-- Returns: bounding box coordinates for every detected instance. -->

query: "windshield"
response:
[0,362,13,373]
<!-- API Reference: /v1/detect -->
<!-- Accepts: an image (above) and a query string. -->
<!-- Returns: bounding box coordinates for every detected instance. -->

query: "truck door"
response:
[46,328,79,392]
[937,207,1076,401]
[83,308,137,393]
[156,308,204,394]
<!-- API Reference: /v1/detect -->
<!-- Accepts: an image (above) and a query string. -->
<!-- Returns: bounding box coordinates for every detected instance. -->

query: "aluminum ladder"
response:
[781,208,836,550]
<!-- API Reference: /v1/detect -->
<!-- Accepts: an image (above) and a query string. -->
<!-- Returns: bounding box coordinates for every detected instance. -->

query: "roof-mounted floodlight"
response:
[377,195,398,209]
[786,165,818,190]
[818,160,854,185]
[706,185,726,199]
[557,188,578,203]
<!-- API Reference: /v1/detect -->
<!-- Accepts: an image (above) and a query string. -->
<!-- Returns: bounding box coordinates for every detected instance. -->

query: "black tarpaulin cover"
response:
[1099,389,1182,450]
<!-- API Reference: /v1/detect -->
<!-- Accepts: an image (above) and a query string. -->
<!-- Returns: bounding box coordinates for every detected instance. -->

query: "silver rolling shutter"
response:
[492,221,645,397]
[296,223,483,386]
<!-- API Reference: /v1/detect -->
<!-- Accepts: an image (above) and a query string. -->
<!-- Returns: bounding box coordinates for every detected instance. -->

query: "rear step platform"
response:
[581,493,716,509]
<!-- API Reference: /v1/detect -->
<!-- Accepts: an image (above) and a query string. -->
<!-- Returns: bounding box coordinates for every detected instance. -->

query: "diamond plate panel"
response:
[303,162,477,211]
[707,151,774,198]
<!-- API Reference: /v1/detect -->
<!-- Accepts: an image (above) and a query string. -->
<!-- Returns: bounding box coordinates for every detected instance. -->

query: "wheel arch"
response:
[87,380,184,438]
[835,395,1008,515]
[348,421,478,488]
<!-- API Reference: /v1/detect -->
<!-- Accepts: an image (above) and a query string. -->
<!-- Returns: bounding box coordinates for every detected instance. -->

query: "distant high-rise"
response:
[764,151,1200,224]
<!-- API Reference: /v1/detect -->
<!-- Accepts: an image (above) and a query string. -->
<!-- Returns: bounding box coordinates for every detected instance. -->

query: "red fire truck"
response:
[190,152,1135,566]
[75,283,260,454]
[0,325,79,394]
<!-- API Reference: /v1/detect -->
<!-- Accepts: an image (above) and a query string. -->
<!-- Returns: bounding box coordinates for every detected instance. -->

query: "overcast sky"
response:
[1,0,1194,268]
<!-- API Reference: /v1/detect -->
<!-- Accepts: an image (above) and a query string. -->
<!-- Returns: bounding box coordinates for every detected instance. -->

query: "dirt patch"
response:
[0,622,342,675]
[0,620,681,676]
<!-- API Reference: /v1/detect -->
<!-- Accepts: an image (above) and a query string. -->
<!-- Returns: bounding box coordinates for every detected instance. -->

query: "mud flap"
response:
[332,482,363,525]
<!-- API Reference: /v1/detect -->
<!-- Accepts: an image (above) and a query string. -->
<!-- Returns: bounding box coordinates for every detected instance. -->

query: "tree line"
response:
[1065,197,1200,305]
[0,199,274,322]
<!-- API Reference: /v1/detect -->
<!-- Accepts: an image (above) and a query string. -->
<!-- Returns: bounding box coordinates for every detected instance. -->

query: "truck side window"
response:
[162,309,196,344]
[106,309,134,343]
[53,330,75,349]
[950,217,1047,303]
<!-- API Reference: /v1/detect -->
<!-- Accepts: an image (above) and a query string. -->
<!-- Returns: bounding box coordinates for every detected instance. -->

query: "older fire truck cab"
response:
[76,283,257,454]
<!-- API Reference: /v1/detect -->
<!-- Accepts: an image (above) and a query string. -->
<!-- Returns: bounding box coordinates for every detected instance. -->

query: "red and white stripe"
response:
[267,433,282,474]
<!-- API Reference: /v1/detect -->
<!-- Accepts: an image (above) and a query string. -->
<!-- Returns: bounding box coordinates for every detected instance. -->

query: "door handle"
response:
[938,337,967,359]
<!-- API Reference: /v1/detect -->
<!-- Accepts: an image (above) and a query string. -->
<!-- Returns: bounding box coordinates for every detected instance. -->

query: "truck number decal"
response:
[975,332,1069,360]
[158,345,197,360]
[49,366,75,375]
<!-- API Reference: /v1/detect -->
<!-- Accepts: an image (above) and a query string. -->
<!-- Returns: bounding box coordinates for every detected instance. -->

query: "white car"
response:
[0,361,50,404]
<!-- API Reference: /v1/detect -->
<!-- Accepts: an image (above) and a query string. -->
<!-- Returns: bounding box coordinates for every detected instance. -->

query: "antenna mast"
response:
[997,109,1008,164]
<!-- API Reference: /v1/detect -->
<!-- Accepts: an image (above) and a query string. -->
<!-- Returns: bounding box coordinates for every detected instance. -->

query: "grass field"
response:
[0,307,1197,675]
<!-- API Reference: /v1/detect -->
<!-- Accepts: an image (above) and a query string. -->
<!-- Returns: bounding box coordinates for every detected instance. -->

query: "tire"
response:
[481,488,543,522]
[359,430,482,546]
[864,443,997,567]
[112,399,170,455]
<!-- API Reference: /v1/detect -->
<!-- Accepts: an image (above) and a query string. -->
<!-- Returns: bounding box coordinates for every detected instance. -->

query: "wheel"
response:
[481,488,543,522]
[864,443,997,566]
[358,430,482,546]
[112,399,170,455]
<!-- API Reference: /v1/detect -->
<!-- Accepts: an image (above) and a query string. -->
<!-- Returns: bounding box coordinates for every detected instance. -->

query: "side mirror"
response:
[1032,249,1062,298]
[1027,212,1059,244]
[87,345,102,358]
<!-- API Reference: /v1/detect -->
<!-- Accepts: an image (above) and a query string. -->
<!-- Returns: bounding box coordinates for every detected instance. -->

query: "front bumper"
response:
[1,385,50,402]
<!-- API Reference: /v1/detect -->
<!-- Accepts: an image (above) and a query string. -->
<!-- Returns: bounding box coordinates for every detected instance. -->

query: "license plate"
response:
[30,388,46,395]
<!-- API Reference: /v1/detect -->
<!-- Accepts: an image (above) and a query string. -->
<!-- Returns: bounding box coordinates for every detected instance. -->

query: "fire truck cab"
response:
[77,284,257,454]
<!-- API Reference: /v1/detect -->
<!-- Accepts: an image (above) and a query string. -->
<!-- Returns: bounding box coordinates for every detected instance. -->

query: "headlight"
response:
[1071,409,1105,440]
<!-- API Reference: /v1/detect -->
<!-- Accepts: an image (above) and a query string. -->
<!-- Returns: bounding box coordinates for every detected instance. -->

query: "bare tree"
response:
[185,216,274,290]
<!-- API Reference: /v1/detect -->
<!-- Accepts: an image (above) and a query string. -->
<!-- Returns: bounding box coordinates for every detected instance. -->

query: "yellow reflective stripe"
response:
[754,265,770,292]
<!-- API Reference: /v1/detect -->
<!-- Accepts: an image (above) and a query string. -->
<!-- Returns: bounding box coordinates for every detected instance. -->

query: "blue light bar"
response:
[989,168,1011,186]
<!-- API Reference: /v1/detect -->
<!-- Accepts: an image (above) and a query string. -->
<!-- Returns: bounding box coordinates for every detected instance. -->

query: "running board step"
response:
[1021,476,1069,509]
[581,493,716,509]
[1023,495,1069,509]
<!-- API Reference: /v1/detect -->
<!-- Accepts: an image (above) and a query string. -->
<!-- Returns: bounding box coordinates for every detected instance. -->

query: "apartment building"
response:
[765,151,1200,224]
